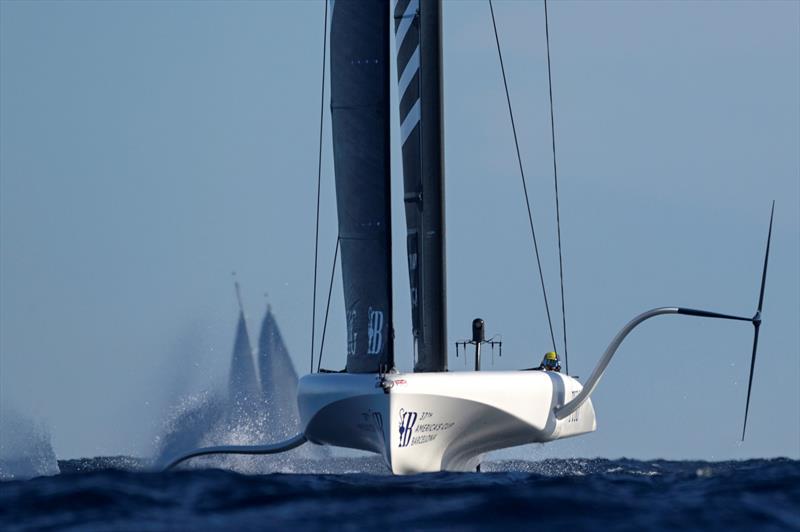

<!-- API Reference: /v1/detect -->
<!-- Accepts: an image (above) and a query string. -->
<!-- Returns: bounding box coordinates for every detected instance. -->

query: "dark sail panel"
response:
[394,0,447,372]
[330,0,394,373]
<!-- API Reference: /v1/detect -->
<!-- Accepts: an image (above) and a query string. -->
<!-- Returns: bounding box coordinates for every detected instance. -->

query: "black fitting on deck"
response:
[472,318,485,343]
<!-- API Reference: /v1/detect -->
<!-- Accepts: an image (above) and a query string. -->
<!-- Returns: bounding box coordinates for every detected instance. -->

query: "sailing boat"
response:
[164,0,772,474]
[295,0,772,474]
[228,281,261,421]
[257,303,302,437]
[227,281,302,435]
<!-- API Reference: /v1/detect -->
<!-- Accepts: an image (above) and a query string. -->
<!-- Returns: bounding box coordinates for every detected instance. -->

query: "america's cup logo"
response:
[367,307,384,355]
[398,409,417,448]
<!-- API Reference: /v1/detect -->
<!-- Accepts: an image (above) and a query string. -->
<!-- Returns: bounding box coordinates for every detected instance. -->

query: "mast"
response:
[395,0,447,372]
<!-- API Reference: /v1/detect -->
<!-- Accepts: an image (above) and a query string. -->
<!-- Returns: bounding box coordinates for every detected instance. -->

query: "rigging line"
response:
[310,0,329,375]
[317,237,340,373]
[489,0,557,353]
[544,0,569,374]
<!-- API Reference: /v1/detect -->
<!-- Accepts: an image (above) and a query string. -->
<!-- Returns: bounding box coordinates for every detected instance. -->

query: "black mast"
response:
[395,0,446,372]
[418,0,446,372]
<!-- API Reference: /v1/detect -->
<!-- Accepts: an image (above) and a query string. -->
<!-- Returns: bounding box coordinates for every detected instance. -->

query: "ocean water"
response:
[1,457,798,531]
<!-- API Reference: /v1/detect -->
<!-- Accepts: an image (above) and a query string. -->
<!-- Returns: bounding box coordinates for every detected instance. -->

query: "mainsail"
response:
[257,305,301,434]
[394,0,447,372]
[330,0,394,372]
[228,310,261,412]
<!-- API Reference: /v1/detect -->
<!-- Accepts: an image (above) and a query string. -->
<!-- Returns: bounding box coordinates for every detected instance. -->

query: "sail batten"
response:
[330,0,394,373]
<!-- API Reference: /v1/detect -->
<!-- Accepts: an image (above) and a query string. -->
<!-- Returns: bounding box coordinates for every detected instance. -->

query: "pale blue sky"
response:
[1,0,798,460]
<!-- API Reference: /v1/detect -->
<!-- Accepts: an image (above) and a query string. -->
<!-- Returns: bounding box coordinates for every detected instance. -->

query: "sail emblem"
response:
[367,307,385,355]
[347,310,358,356]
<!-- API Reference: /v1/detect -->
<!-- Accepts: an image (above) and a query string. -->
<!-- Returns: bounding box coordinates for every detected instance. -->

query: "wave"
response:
[2,458,797,531]
[0,405,59,481]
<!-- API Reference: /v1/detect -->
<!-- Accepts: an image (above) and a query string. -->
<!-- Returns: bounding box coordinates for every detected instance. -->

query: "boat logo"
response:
[367,307,384,355]
[346,310,357,356]
[398,409,418,448]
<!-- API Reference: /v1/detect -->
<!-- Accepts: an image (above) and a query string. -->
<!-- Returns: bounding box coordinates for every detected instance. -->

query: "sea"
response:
[1,456,798,531]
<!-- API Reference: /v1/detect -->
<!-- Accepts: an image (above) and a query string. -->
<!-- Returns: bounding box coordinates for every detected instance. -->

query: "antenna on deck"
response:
[455,318,502,371]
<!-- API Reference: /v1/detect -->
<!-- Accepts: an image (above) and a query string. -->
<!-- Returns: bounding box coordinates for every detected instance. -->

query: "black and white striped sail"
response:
[394,0,447,372]
[330,0,394,373]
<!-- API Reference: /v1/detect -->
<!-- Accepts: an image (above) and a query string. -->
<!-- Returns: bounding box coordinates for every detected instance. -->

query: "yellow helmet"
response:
[545,351,558,361]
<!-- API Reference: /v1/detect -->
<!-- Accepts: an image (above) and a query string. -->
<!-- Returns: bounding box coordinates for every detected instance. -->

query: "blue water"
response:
[1,458,798,531]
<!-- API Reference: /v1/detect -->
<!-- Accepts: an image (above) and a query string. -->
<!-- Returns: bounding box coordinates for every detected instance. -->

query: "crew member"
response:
[538,351,561,372]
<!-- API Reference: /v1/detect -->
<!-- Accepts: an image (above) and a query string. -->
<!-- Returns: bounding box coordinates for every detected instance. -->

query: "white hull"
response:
[297,370,596,474]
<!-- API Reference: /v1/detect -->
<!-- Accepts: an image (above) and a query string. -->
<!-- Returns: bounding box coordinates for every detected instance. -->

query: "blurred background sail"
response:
[227,309,260,421]
[257,304,301,437]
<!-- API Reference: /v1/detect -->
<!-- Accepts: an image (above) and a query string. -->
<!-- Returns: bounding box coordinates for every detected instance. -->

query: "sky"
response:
[1,0,798,461]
